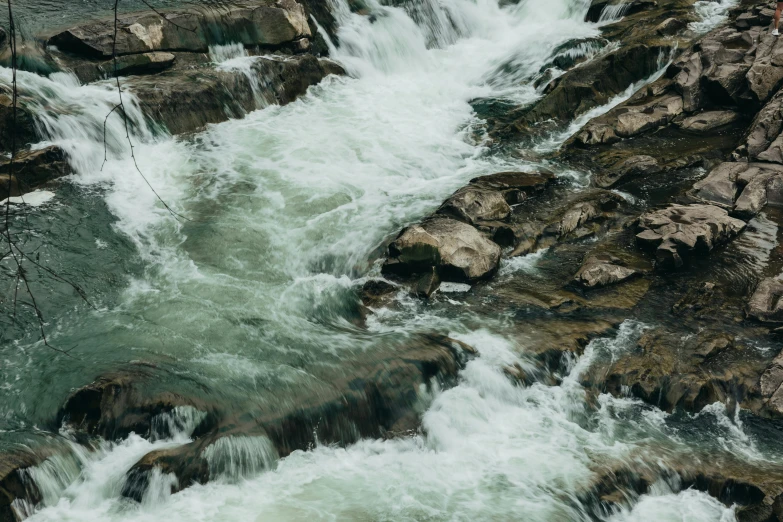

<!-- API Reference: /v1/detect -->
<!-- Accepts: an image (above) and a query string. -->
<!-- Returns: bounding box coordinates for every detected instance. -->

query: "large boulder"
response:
[635,204,746,268]
[382,218,501,283]
[48,0,312,58]
[747,278,783,324]
[131,54,336,135]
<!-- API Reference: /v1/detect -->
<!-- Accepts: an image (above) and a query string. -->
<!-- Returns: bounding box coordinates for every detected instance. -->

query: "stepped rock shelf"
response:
[5,0,783,520]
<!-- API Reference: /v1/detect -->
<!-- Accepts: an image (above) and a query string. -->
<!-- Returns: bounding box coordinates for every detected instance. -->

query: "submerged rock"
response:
[635,204,746,268]
[382,217,501,283]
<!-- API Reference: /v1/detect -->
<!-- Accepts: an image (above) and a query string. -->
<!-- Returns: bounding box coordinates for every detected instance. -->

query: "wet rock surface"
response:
[47,0,312,58]
[383,217,502,283]
[574,253,639,288]
[635,204,747,268]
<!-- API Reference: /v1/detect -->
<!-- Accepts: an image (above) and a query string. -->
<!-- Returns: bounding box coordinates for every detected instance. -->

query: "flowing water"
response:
[0,0,773,520]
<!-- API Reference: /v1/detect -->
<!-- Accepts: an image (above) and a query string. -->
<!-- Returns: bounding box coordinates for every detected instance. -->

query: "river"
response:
[0,0,763,520]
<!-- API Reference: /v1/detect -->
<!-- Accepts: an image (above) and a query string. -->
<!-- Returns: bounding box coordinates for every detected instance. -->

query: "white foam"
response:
[0,190,56,207]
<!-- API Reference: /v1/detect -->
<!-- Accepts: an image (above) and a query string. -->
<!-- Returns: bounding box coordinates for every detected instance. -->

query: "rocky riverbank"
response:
[361,0,783,517]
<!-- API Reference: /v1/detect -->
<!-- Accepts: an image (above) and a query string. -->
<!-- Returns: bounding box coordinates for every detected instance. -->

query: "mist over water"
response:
[0,0,764,520]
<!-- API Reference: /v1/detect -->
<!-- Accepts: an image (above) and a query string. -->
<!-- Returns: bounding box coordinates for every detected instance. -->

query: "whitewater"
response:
[0,0,762,520]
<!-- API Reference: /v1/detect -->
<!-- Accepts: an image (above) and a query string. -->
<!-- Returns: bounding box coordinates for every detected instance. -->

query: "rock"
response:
[0,146,71,191]
[656,17,686,36]
[0,174,19,198]
[702,63,751,105]
[678,110,741,133]
[747,278,783,324]
[73,52,176,83]
[131,54,334,135]
[511,44,671,130]
[437,186,511,225]
[673,51,703,112]
[120,334,473,500]
[57,364,211,440]
[588,329,757,413]
[746,36,783,105]
[688,162,748,209]
[574,123,619,146]
[468,170,556,204]
[742,89,783,161]
[360,279,398,308]
[594,155,661,188]
[411,268,441,298]
[0,92,38,154]
[635,204,746,269]
[48,0,312,58]
[574,254,638,288]
[574,93,683,148]
[688,162,783,218]
[761,352,783,415]
[616,96,683,137]
[382,218,501,283]
[584,0,657,23]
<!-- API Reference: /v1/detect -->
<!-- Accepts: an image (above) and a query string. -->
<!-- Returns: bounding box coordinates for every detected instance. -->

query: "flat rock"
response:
[383,218,501,283]
[635,204,746,269]
[678,110,740,132]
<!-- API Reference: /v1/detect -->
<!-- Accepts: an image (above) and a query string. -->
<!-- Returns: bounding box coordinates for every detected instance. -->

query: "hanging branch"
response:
[0,0,89,355]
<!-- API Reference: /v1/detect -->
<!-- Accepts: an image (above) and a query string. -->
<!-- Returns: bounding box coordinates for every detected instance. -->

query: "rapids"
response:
[0,0,767,520]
